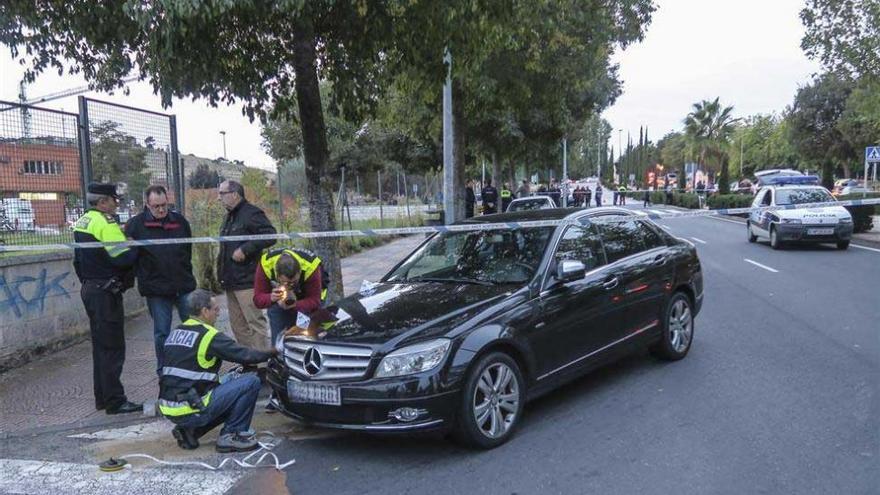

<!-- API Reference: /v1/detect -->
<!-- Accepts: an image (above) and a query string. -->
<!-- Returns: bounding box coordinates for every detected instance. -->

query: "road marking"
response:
[744,258,779,273]
[851,244,880,253]
[709,216,746,226]
[0,459,241,495]
[648,209,665,215]
[690,237,707,244]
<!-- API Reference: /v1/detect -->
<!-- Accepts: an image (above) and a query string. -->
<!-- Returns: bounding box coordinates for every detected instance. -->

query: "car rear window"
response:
[596,217,645,263]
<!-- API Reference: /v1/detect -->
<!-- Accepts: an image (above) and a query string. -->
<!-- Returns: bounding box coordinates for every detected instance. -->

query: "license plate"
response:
[807,228,834,235]
[287,379,341,406]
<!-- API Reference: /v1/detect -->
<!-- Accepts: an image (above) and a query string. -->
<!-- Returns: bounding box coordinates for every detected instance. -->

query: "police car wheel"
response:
[452,352,524,450]
[837,240,849,250]
[770,226,783,250]
[747,222,757,243]
[651,292,693,361]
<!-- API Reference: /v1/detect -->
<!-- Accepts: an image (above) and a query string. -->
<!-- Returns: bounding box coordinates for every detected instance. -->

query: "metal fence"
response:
[0,100,84,247]
[80,96,183,218]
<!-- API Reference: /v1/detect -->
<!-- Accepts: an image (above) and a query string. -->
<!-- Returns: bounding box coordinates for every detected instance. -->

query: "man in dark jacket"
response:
[465,179,476,218]
[159,289,276,452]
[217,180,277,353]
[481,179,498,215]
[125,185,197,375]
[548,180,562,207]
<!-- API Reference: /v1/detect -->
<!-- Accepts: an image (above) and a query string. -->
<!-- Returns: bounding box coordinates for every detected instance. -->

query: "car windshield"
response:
[775,188,833,205]
[385,227,554,285]
[509,198,551,211]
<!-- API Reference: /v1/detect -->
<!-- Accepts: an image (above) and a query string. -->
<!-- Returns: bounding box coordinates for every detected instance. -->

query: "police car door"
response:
[751,189,772,237]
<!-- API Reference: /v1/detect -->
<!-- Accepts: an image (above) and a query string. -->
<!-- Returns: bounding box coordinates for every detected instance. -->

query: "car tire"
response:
[650,292,694,361]
[837,240,850,250]
[769,226,783,250]
[747,222,757,243]
[452,351,525,450]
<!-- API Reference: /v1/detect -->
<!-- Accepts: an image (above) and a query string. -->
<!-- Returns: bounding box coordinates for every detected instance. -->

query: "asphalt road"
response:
[2,207,877,495]
[271,206,879,495]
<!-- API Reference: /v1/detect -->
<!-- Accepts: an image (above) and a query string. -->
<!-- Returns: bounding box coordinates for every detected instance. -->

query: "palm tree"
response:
[683,98,738,193]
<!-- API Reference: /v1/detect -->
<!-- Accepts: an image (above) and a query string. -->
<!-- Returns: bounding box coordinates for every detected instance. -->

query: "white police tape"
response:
[1,198,878,252]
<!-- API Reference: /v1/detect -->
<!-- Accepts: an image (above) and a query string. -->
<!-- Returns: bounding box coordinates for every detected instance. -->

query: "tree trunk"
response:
[491,151,501,188]
[821,162,834,190]
[508,162,516,190]
[451,79,467,222]
[292,15,343,300]
[719,153,730,194]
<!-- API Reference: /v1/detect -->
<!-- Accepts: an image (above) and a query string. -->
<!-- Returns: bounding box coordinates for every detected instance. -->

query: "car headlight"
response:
[839,217,853,224]
[780,218,801,224]
[375,339,451,378]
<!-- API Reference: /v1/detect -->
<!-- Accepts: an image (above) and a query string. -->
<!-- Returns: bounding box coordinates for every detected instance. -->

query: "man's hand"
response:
[270,287,285,303]
[232,248,246,262]
[278,298,296,310]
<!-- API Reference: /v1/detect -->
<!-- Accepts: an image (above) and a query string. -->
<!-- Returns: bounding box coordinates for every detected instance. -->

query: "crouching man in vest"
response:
[159,289,277,452]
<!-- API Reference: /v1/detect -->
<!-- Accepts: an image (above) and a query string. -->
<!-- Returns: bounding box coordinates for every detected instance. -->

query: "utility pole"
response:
[442,48,455,224]
[220,131,227,159]
[562,138,568,207]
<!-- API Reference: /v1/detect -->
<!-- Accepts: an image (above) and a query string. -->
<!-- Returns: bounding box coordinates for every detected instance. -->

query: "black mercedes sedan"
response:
[268,207,703,449]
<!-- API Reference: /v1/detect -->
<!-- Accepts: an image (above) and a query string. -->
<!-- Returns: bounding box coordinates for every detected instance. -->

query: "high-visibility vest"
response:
[260,247,328,301]
[157,318,220,417]
[500,189,512,199]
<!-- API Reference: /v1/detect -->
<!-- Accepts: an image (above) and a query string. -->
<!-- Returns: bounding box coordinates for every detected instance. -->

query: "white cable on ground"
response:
[113,431,295,471]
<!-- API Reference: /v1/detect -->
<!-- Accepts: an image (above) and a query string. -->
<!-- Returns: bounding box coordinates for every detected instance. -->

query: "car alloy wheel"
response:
[651,292,694,361]
[770,226,782,250]
[473,362,520,440]
[454,352,524,449]
[747,222,757,243]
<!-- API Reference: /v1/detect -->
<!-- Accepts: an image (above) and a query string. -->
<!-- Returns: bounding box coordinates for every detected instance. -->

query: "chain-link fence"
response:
[80,97,182,219]
[0,100,83,247]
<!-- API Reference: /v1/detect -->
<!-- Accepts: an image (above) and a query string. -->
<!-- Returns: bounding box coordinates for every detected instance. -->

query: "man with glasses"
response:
[125,185,197,375]
[73,183,141,415]
[216,180,276,362]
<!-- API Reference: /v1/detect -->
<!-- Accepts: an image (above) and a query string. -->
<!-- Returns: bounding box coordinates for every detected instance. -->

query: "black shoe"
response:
[95,403,106,411]
[172,425,199,450]
[106,401,143,415]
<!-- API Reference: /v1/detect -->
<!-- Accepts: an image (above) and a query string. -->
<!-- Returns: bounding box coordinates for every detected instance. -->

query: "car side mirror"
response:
[556,260,586,283]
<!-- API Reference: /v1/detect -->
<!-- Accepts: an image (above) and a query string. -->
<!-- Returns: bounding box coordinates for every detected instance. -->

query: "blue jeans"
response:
[147,293,190,374]
[267,304,298,345]
[174,373,261,437]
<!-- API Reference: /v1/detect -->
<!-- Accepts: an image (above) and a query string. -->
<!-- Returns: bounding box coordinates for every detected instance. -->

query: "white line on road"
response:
[744,258,779,273]
[648,209,665,215]
[850,244,880,253]
[0,459,241,495]
[690,237,707,244]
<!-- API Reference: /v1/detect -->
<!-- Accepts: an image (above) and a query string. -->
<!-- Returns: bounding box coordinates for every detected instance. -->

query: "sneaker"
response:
[265,400,278,414]
[216,432,259,453]
[172,425,199,450]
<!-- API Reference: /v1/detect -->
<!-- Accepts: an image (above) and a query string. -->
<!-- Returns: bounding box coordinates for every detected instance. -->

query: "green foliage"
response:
[800,0,880,79]
[707,194,753,210]
[683,98,738,193]
[89,121,152,206]
[188,163,223,189]
[185,189,226,293]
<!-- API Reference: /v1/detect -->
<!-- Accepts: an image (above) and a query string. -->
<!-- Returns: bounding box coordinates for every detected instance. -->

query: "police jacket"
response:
[217,200,277,290]
[124,209,196,298]
[158,318,273,418]
[73,209,137,281]
[253,248,327,313]
[482,186,498,206]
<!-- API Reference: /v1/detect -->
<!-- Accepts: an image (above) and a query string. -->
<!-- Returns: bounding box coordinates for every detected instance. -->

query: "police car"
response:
[746,184,853,250]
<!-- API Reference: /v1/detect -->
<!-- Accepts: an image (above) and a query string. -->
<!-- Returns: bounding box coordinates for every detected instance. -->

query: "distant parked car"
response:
[506,196,556,212]
[0,199,36,231]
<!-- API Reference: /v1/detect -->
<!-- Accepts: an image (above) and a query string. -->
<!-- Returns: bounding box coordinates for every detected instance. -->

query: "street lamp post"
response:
[617,129,623,184]
[219,130,227,160]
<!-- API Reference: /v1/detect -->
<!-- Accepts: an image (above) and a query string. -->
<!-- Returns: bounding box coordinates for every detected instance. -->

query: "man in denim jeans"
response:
[125,185,197,374]
[159,290,275,452]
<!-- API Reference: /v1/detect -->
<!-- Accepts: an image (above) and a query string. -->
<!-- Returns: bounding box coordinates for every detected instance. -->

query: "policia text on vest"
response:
[73,183,141,415]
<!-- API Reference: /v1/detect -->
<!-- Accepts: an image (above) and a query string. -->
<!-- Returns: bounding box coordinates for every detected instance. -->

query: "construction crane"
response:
[21,75,142,105]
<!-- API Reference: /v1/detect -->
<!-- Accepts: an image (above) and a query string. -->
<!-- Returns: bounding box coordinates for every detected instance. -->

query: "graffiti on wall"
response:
[0,268,71,319]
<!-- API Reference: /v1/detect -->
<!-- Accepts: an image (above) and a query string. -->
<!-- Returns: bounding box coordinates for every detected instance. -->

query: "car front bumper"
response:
[776,223,853,242]
[267,358,459,432]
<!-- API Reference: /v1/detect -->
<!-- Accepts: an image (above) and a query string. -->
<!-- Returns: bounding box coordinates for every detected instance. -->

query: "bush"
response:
[707,194,754,211]
[673,192,702,209]
[838,192,880,233]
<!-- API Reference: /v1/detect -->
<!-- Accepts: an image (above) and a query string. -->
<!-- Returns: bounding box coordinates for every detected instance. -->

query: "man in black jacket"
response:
[159,289,276,452]
[481,179,498,215]
[217,180,277,353]
[465,179,475,218]
[125,185,197,375]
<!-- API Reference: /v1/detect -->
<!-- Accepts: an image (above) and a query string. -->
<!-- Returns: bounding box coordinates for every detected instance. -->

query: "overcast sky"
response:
[1,0,821,169]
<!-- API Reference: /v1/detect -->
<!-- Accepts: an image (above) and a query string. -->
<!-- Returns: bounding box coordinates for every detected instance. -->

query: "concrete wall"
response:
[0,252,145,370]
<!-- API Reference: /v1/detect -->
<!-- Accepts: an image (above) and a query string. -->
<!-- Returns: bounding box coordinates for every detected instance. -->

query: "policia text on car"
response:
[73,183,142,415]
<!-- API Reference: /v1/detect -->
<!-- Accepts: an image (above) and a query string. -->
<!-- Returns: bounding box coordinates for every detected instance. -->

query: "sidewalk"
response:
[0,235,424,437]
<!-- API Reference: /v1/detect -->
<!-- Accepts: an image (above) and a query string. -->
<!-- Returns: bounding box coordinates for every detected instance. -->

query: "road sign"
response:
[866,146,880,163]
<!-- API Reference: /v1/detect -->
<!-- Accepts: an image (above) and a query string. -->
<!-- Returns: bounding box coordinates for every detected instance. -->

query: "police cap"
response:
[87,183,121,199]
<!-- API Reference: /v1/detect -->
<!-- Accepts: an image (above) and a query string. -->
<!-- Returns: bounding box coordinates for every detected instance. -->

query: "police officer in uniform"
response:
[481,179,499,215]
[500,183,513,212]
[73,183,141,414]
[159,290,275,452]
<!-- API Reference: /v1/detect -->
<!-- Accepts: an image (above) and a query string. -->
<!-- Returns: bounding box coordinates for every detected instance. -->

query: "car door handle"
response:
[653,254,667,266]
[603,277,619,290]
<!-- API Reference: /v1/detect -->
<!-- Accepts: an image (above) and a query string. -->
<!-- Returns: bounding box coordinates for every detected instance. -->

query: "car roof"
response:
[459,206,635,224]
[510,195,553,201]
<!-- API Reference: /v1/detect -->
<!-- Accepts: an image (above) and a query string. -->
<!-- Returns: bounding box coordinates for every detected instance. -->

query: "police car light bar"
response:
[759,175,820,186]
